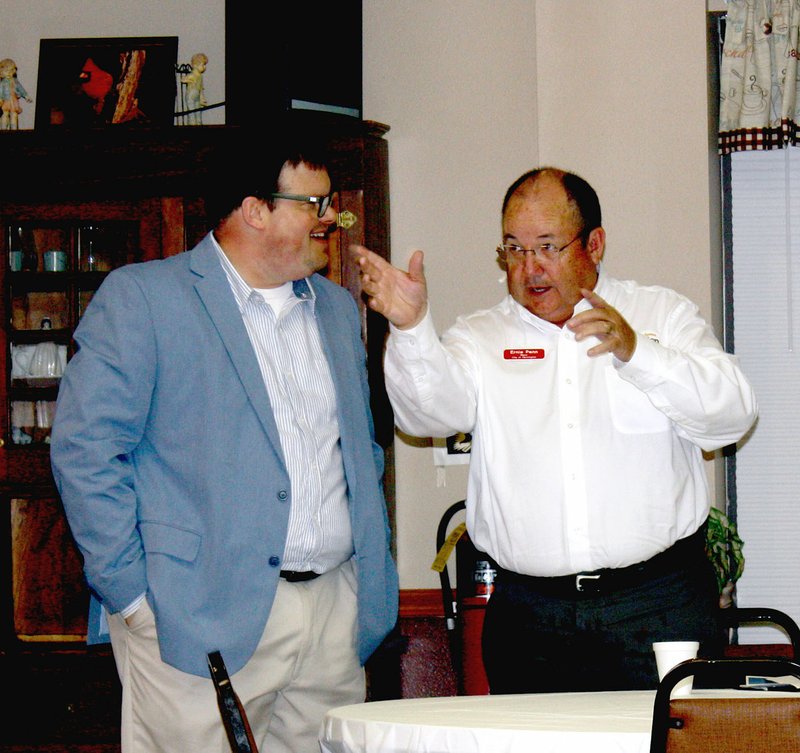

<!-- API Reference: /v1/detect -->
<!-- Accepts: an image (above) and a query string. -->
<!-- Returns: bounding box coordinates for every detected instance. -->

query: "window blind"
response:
[730,147,800,644]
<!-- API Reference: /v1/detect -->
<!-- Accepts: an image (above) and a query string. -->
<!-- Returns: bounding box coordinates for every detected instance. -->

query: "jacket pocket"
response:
[139,520,201,562]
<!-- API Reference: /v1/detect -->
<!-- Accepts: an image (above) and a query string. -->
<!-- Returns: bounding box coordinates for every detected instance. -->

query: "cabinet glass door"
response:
[10,494,88,640]
[6,220,139,447]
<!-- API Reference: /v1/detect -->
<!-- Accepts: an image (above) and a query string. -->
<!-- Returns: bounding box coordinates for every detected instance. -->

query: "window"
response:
[727,147,800,640]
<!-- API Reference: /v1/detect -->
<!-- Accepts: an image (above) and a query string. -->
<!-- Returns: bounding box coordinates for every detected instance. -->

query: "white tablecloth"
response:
[320,690,655,753]
[319,688,800,753]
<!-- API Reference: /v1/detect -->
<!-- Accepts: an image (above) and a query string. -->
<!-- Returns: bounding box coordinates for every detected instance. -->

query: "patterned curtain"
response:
[719,0,800,154]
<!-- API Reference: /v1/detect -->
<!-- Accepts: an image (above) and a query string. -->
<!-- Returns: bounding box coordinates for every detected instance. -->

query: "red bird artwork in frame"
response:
[78,57,114,115]
[36,36,178,129]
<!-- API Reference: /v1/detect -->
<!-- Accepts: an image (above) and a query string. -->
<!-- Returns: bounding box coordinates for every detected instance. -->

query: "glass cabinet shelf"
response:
[4,219,141,449]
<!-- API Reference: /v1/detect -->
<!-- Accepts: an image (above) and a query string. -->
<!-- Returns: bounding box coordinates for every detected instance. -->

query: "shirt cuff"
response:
[614,332,664,390]
[121,592,146,619]
[389,304,433,337]
[389,306,436,344]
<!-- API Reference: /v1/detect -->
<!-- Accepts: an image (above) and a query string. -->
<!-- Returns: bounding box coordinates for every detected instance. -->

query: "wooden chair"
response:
[649,657,800,753]
[207,651,259,753]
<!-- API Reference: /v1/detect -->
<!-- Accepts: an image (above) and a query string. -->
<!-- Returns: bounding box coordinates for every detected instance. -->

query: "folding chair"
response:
[434,499,495,694]
[207,651,259,753]
[720,607,800,660]
[649,657,800,753]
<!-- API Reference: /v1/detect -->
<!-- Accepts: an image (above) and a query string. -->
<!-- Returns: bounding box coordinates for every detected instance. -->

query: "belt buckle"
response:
[575,573,601,592]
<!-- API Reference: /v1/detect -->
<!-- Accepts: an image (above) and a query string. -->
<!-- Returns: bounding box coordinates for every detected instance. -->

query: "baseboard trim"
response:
[399,588,448,618]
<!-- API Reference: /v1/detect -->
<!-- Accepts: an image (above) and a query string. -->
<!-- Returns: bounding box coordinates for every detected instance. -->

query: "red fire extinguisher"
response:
[473,559,496,598]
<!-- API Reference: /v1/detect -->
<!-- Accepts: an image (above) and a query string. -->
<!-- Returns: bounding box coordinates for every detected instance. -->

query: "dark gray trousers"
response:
[482,536,721,694]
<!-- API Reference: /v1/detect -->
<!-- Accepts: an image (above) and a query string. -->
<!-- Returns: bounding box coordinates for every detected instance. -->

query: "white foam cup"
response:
[653,640,699,696]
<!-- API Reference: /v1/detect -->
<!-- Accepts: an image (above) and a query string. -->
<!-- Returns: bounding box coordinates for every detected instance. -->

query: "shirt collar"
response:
[211,233,317,313]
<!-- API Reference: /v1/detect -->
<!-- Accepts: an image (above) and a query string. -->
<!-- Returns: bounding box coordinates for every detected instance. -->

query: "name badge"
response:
[504,348,545,360]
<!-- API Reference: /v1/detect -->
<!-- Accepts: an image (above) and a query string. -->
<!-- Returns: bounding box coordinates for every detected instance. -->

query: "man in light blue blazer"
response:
[50,124,398,753]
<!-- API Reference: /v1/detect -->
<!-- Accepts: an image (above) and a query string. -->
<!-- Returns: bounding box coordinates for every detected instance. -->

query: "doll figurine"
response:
[0,58,32,130]
[180,52,208,125]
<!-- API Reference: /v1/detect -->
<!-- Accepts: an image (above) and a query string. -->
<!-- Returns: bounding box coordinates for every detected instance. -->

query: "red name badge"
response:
[504,348,545,360]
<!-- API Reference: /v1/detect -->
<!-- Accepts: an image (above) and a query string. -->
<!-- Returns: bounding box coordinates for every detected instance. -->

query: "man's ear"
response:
[240,196,268,229]
[587,227,605,265]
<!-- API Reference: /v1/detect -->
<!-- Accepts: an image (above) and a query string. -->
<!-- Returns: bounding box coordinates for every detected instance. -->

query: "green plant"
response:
[705,506,745,595]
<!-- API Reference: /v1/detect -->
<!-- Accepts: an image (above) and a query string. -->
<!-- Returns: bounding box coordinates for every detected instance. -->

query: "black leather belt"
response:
[279,570,320,582]
[497,523,707,597]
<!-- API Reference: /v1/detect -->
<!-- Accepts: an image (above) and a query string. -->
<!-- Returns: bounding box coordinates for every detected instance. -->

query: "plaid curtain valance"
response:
[719,0,800,154]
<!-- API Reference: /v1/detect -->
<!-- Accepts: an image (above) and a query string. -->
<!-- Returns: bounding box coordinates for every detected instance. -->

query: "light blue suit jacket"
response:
[50,235,398,677]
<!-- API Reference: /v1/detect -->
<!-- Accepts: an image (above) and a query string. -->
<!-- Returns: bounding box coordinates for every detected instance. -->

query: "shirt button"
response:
[269,556,280,568]
[567,423,574,429]
[277,490,288,501]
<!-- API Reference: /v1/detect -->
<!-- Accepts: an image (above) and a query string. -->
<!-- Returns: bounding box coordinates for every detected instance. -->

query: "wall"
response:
[0,1,224,128]
[362,0,540,591]
[535,1,717,316]
[363,0,726,590]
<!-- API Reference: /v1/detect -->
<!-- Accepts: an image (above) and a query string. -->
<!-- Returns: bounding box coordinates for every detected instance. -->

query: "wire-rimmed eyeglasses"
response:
[270,192,334,218]
[496,231,583,263]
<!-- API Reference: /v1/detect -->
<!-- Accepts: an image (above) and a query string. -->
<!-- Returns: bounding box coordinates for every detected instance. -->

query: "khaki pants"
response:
[108,560,364,753]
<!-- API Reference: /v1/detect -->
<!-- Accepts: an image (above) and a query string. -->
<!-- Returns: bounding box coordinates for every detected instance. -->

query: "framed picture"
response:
[35,36,178,129]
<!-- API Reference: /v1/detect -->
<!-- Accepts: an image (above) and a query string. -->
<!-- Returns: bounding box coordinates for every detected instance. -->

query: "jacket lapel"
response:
[188,239,286,466]
[313,282,365,487]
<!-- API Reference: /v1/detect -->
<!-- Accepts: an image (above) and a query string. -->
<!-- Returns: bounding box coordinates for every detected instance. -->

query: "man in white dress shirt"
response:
[354,167,757,692]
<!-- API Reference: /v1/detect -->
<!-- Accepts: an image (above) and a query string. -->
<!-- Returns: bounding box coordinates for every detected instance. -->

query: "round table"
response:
[320,690,655,753]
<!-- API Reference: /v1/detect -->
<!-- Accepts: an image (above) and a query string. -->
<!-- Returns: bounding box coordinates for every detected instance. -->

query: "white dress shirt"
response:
[385,272,757,577]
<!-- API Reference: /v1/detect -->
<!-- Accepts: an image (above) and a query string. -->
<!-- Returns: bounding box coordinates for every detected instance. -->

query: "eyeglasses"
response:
[269,192,334,218]
[496,231,583,263]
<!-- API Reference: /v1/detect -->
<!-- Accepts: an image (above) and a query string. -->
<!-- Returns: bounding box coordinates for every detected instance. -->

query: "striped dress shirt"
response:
[214,238,353,574]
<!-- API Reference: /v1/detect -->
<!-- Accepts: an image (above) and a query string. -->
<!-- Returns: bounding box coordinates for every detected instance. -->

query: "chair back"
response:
[207,651,259,753]
[433,499,494,695]
[650,657,800,753]
[720,607,800,660]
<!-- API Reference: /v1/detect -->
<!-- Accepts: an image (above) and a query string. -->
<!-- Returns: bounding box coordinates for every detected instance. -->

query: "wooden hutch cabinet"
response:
[0,118,392,751]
